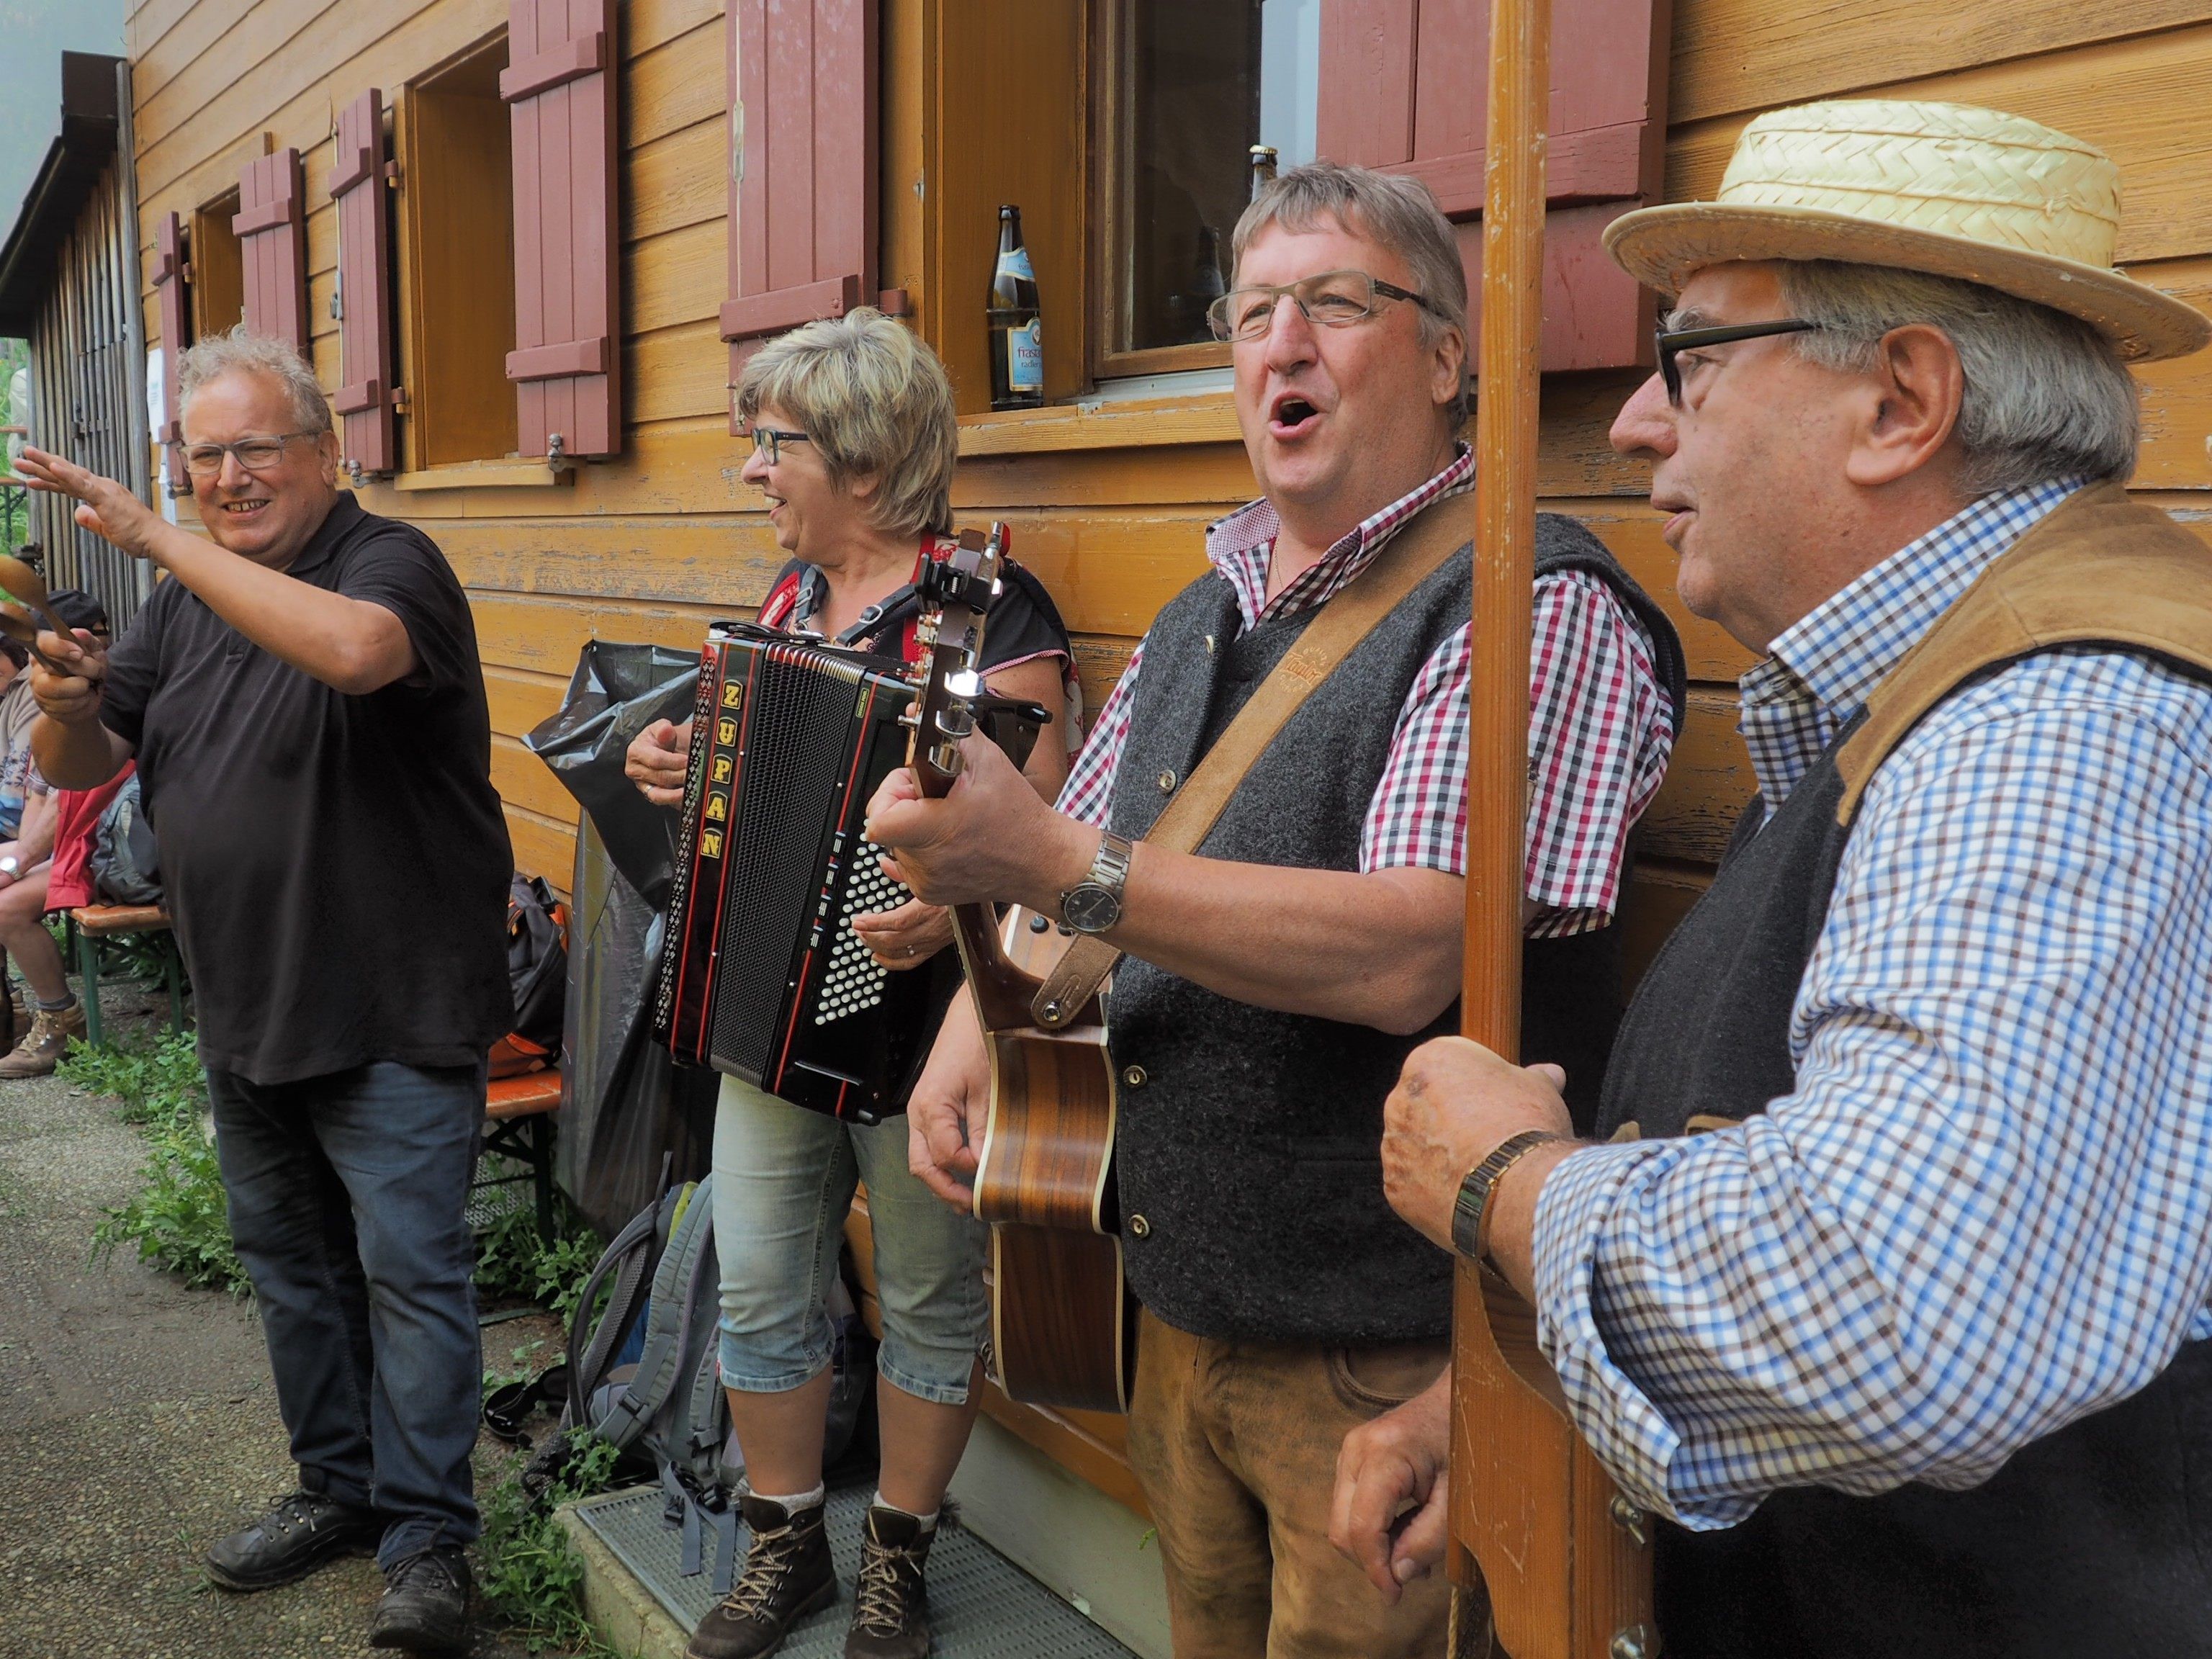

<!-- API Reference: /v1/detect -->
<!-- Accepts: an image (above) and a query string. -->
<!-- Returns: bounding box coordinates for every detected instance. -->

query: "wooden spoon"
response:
[0,606,67,675]
[0,553,76,645]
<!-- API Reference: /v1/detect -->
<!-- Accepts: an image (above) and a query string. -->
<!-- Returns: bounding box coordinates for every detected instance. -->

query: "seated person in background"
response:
[0,587,110,1071]
[624,307,1074,1659]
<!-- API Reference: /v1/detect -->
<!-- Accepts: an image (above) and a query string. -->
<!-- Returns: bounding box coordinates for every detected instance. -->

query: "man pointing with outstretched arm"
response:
[19,328,508,1658]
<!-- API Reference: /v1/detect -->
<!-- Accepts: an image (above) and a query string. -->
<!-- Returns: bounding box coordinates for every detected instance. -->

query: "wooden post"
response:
[1449,0,1658,1650]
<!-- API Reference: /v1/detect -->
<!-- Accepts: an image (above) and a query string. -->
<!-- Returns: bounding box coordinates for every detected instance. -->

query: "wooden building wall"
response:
[126,0,2212,1514]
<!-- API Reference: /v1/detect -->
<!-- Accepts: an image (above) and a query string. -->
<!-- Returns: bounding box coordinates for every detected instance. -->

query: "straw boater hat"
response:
[1604,99,2212,363]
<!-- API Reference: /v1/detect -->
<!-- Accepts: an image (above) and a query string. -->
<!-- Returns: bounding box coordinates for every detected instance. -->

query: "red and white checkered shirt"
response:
[1056,447,1676,935]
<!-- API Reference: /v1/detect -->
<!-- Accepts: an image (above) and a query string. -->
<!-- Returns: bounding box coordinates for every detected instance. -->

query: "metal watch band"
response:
[1058,830,1134,933]
[1451,1129,1564,1263]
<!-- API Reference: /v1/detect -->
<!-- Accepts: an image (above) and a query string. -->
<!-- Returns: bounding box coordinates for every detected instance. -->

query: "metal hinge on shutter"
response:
[731,103,745,184]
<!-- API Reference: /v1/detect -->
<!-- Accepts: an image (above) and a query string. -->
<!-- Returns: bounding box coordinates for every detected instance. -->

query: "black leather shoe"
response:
[204,1489,382,1591]
[368,1546,472,1655]
[687,1495,837,1659]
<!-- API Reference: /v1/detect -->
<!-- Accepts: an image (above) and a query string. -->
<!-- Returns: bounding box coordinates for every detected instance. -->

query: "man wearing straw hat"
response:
[1348,99,2212,1655]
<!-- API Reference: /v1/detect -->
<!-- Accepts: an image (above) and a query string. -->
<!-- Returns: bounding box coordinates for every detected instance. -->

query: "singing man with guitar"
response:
[868,163,1681,1658]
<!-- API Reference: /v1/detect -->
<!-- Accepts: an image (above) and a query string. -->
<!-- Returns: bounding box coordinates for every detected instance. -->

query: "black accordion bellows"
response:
[653,624,938,1123]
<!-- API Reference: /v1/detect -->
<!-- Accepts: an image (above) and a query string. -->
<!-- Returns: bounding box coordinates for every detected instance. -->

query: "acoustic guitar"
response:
[906,524,1134,1416]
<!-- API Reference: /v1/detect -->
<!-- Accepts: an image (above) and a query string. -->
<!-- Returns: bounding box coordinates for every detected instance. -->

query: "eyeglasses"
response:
[745,426,812,467]
[1206,270,1449,343]
[1654,319,1820,407]
[181,432,320,477]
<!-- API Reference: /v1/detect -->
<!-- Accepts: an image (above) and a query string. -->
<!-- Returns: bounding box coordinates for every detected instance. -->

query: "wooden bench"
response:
[66,904,186,1048]
[478,1068,562,1239]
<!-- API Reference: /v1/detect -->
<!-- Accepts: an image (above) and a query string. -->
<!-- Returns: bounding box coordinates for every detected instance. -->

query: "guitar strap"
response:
[1030,487,1475,1029]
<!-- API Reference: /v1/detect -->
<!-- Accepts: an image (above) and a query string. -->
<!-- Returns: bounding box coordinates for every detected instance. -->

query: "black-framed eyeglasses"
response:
[1206,270,1449,343]
[180,431,320,477]
[1655,319,1820,407]
[745,426,812,466]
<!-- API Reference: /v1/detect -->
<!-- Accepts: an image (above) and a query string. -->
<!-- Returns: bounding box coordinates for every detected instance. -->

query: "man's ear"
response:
[1431,325,1468,417]
[317,428,343,486]
[1843,323,1965,489]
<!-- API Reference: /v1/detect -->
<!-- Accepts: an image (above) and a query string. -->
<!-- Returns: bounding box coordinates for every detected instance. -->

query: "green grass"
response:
[477,1436,628,1655]
[68,1031,250,1296]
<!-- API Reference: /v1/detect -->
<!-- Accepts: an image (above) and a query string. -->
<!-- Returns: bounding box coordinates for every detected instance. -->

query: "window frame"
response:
[1088,0,1236,382]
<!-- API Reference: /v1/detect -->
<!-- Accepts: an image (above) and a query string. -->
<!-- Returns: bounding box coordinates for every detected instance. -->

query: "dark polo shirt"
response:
[98,492,512,1084]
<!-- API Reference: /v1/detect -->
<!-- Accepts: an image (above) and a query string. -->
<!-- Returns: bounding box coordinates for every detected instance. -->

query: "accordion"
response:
[652,622,939,1123]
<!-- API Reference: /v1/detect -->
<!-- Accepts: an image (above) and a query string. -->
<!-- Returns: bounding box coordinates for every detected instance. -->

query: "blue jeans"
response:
[207,1058,485,1568]
[713,1075,987,1406]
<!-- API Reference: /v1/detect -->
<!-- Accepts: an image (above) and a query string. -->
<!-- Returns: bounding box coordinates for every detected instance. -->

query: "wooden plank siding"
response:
[121,0,2212,977]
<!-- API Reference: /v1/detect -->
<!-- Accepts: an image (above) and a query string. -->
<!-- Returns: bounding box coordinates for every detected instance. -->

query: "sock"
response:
[748,1483,824,1513]
[35,992,75,1012]
[871,1491,938,1530]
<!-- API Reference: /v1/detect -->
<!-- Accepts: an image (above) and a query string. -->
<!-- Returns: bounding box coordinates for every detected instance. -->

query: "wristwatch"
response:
[1451,1130,1564,1264]
[1059,831,1134,935]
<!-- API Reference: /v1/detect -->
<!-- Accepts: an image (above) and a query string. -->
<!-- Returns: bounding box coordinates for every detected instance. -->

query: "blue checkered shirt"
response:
[1532,477,2212,1528]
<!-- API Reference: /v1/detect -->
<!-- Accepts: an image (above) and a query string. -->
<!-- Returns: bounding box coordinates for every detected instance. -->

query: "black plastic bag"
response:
[557,814,719,1238]
[523,641,701,909]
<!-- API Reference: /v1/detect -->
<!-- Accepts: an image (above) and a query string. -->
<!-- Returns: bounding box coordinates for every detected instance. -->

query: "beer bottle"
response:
[1249,145,1279,200]
[988,204,1043,411]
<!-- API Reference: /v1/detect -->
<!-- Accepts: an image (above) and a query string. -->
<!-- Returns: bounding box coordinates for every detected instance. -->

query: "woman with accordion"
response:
[626,308,1074,1659]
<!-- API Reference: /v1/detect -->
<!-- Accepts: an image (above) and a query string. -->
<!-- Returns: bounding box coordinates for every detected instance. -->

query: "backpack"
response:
[88,775,161,906]
[490,874,568,1077]
[557,1176,873,1593]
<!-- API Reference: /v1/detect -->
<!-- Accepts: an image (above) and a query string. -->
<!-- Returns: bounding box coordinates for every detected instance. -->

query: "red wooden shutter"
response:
[503,0,621,460]
[1316,0,1669,372]
[233,148,310,352]
[721,0,906,431]
[151,211,189,476]
[328,89,398,477]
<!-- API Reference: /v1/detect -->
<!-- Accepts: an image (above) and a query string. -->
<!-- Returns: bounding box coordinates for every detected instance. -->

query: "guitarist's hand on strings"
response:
[866,734,1091,913]
[904,991,992,1210]
[1331,1372,1453,1601]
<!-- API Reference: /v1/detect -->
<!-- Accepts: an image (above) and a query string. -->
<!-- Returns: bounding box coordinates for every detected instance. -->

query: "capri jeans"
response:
[713,1074,989,1407]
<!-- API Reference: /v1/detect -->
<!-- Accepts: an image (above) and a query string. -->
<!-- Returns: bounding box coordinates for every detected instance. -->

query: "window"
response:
[1099,0,1321,376]
[397,36,518,469]
[189,191,243,341]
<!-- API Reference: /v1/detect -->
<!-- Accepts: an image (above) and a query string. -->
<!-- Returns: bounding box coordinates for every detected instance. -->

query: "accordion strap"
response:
[1030,489,1473,1029]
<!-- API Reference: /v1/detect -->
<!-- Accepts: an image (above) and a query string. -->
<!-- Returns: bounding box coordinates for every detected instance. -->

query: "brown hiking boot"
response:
[845,1506,937,1659]
[0,999,85,1079]
[686,1494,837,1659]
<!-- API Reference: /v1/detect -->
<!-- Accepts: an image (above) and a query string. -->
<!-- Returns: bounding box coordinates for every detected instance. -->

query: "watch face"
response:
[1061,883,1121,934]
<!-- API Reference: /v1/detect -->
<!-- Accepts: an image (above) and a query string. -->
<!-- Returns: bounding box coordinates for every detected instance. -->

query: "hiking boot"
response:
[687,1494,837,1659]
[368,1546,472,1654]
[845,1506,937,1659]
[0,999,85,1079]
[204,1489,382,1591]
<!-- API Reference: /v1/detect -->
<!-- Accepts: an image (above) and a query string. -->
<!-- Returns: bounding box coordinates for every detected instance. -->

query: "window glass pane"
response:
[1118,0,1318,356]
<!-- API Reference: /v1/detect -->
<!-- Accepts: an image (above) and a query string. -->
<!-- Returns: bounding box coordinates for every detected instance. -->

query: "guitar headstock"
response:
[909,522,1007,799]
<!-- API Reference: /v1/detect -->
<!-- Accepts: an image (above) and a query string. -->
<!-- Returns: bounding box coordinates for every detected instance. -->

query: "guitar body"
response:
[973,1015,1133,1413]
[902,528,1135,1418]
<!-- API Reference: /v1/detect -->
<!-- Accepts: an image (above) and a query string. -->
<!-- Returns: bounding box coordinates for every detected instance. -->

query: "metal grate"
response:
[573,1483,1138,1658]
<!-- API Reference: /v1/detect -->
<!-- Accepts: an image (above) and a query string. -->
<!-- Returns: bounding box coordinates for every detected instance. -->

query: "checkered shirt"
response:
[1055,448,1676,935]
[1533,477,2212,1528]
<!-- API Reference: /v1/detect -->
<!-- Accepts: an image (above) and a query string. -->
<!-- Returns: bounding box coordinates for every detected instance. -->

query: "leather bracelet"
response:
[1450,1129,1565,1265]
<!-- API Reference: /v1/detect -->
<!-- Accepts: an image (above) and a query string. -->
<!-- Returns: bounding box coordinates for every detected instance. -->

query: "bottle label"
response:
[996,246,1036,282]
[1007,319,1043,393]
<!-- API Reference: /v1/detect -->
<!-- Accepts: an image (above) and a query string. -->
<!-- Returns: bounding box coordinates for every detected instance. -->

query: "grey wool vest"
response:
[1106,513,1685,1344]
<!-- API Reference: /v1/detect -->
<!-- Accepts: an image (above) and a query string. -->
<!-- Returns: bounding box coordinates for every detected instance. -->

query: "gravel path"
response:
[0,994,583,1659]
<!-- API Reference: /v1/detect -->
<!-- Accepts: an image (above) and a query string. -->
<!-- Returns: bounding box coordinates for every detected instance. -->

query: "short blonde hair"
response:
[733,309,958,537]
